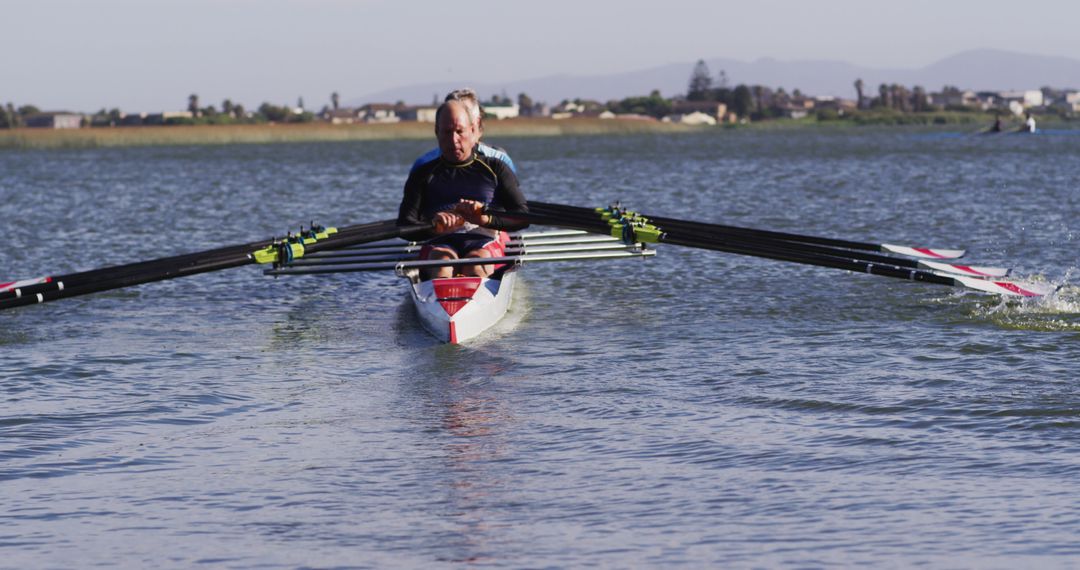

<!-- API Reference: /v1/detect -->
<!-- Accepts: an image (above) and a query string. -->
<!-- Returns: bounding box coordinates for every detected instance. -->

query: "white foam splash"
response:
[968,270,1080,331]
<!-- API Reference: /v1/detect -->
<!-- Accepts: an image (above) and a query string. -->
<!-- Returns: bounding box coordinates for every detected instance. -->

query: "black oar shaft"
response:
[0,219,406,301]
[530,200,889,252]
[515,205,961,289]
[661,234,957,287]
[0,221,428,311]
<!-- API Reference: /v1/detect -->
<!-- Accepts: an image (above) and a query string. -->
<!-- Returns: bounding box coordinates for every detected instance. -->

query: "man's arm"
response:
[485,159,529,232]
[397,170,439,240]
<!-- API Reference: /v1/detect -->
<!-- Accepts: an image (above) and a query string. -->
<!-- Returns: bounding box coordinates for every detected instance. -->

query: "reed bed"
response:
[0,118,696,150]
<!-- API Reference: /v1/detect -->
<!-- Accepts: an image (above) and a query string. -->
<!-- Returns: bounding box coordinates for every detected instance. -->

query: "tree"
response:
[752,85,765,114]
[717,69,729,89]
[297,97,305,110]
[518,93,534,116]
[188,94,200,117]
[331,92,340,111]
[0,106,10,129]
[891,84,909,112]
[854,78,865,109]
[878,84,890,109]
[608,91,671,119]
[258,102,290,122]
[222,99,235,117]
[732,84,753,118]
[687,59,713,101]
[912,86,929,112]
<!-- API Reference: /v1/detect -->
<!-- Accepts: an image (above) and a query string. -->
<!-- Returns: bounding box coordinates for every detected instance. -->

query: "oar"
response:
[525,203,1008,278]
[529,201,967,259]
[285,241,639,267]
[0,221,430,311]
[511,206,1055,297]
[265,248,656,276]
[1,219,406,302]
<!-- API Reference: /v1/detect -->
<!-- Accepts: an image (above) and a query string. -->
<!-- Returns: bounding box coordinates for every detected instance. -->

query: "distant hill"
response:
[352,49,1080,106]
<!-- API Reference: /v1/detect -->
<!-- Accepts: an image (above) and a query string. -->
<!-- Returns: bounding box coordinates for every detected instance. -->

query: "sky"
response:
[4,0,1080,112]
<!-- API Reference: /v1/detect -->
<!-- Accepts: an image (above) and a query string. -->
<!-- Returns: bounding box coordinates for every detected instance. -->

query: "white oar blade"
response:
[952,275,1056,297]
[919,260,1010,278]
[0,276,50,294]
[882,244,965,259]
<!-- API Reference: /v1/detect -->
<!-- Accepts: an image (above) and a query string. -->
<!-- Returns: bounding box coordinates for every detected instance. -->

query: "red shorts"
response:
[419,231,507,261]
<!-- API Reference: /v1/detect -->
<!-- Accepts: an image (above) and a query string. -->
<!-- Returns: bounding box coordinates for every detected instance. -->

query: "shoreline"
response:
[0,115,1073,150]
[0,118,699,150]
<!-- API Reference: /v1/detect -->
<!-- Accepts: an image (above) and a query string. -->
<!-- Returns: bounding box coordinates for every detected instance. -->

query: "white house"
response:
[484,103,520,120]
[395,106,438,122]
[360,104,400,123]
[662,111,717,126]
[1065,91,1080,112]
[24,112,83,129]
[999,90,1044,108]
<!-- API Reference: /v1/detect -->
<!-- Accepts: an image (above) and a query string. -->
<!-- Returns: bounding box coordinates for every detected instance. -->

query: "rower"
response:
[397,99,528,279]
[1024,113,1037,133]
[410,88,517,175]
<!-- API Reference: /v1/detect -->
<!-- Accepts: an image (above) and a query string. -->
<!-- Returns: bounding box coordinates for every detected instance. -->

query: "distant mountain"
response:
[352,49,1080,106]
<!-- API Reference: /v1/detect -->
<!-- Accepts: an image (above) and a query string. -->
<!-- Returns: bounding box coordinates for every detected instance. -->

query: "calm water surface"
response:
[2,129,1080,568]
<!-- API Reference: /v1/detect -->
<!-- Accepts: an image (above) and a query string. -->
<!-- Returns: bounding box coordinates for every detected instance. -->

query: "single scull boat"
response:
[266,229,657,344]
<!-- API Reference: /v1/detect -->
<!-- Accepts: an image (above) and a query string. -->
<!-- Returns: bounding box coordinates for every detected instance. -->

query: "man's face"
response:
[436,103,479,163]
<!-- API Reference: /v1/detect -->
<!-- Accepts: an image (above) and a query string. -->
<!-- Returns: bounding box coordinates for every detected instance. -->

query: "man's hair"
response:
[444,88,482,127]
[435,99,475,129]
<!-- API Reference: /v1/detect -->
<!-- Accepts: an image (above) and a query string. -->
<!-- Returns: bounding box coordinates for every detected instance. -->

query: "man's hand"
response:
[433,211,465,234]
[454,199,490,226]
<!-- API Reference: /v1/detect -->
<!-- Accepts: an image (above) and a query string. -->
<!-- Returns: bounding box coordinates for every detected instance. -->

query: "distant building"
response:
[550,100,605,119]
[671,101,728,121]
[24,112,82,129]
[323,108,363,124]
[778,106,809,119]
[813,97,856,113]
[359,104,400,123]
[397,105,438,123]
[998,90,1044,108]
[930,89,978,108]
[974,92,1002,110]
[120,113,147,126]
[519,102,550,118]
[1066,91,1080,113]
[483,103,520,120]
[663,111,717,126]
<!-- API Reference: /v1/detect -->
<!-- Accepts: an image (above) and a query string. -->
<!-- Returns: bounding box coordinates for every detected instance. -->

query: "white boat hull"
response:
[407,269,517,344]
